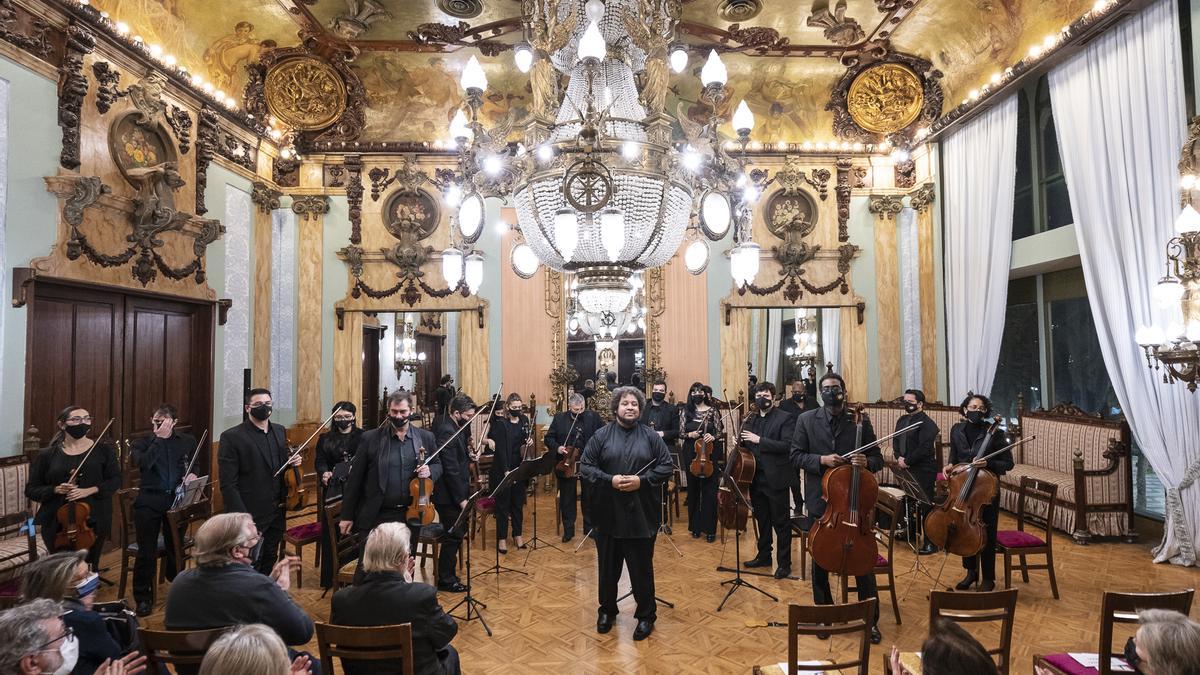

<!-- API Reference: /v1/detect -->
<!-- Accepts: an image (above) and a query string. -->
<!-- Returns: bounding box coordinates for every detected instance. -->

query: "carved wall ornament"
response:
[331,0,392,40]
[828,50,943,143]
[852,165,869,189]
[437,0,483,19]
[717,0,762,22]
[107,112,178,191]
[263,57,347,131]
[251,181,282,213]
[724,23,790,51]
[92,61,122,114]
[368,158,432,201]
[408,20,470,45]
[909,183,936,212]
[273,155,300,187]
[868,194,904,219]
[291,195,329,221]
[126,72,169,125]
[62,176,110,227]
[807,0,865,46]
[773,157,829,200]
[0,0,50,58]
[167,106,192,154]
[194,106,218,216]
[58,22,94,170]
[381,189,439,241]
[345,154,364,244]
[894,157,916,189]
[765,188,818,240]
[218,131,256,171]
[835,157,852,241]
[325,164,346,188]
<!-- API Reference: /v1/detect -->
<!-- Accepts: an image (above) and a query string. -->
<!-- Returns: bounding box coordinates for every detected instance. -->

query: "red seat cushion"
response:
[875,553,888,567]
[0,577,20,597]
[936,472,947,481]
[1040,652,1133,675]
[996,530,1045,549]
[286,522,323,542]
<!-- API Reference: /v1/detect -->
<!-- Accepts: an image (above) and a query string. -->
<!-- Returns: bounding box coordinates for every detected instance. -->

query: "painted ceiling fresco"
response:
[90,0,1107,144]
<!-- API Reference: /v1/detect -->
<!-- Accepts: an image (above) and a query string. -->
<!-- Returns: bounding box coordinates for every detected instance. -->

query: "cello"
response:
[54,417,115,552]
[406,445,436,525]
[716,395,755,532]
[808,405,879,578]
[689,406,717,478]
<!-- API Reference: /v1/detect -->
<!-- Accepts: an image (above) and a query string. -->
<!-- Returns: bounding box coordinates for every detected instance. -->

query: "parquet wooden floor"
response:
[108,505,1198,674]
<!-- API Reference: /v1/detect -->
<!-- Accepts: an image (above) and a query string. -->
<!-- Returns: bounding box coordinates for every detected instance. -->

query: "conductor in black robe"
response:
[789,372,883,644]
[543,393,603,542]
[432,394,476,593]
[580,386,674,642]
[893,389,940,555]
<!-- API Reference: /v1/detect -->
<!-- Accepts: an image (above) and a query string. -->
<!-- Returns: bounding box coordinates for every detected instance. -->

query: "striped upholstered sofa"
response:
[1008,403,1135,544]
[0,453,43,586]
[861,399,963,487]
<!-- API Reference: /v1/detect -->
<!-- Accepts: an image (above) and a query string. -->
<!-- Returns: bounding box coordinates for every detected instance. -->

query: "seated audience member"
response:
[891,618,998,675]
[164,512,318,674]
[1035,609,1200,675]
[22,551,121,675]
[0,598,145,675]
[331,522,460,675]
[199,624,311,675]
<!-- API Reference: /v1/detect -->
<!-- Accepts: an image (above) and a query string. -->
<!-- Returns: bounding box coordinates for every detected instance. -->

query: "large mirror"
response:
[361,310,460,427]
[742,307,839,400]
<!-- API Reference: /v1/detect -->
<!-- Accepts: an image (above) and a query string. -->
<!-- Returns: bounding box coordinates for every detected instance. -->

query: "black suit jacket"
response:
[166,563,314,643]
[640,401,681,445]
[487,413,529,484]
[789,407,882,519]
[893,411,940,480]
[948,422,1013,476]
[341,425,442,531]
[330,571,458,675]
[432,418,469,507]
[218,420,288,527]
[742,407,798,490]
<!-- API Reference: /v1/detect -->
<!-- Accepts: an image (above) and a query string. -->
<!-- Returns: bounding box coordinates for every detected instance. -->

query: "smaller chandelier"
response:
[786,311,819,370]
[1137,203,1200,390]
[397,322,427,374]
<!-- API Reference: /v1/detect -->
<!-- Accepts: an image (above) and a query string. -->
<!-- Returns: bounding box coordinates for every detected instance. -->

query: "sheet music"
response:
[1069,653,1133,672]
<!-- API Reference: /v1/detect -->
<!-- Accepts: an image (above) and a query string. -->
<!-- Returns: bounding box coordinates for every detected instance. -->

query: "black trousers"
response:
[811,560,880,626]
[751,482,792,568]
[495,481,526,540]
[963,497,1001,580]
[252,511,285,576]
[132,492,182,603]
[595,533,657,621]
[556,475,591,535]
[434,504,463,584]
[686,473,719,536]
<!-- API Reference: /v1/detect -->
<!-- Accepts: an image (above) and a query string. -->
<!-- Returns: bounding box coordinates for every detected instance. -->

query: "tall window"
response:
[1012,76,1074,240]
[993,277,1041,420]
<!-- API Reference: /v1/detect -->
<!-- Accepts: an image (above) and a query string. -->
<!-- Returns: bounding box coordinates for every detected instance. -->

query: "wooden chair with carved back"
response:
[929,589,1019,675]
[316,622,415,675]
[778,599,877,674]
[139,626,229,674]
[997,476,1060,599]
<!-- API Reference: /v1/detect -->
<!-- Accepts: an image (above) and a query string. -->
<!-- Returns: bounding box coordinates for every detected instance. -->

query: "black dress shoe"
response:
[773,566,791,579]
[596,613,614,634]
[135,600,153,617]
[691,531,701,539]
[744,556,772,568]
[437,581,468,593]
[918,543,938,555]
[706,534,716,543]
[979,579,996,592]
[955,572,977,591]
[562,533,574,543]
[663,525,673,535]
[633,619,655,641]
[870,626,882,644]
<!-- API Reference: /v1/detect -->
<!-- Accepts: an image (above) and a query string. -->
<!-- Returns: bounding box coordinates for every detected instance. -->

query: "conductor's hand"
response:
[849,455,867,469]
[820,454,844,468]
[611,474,641,492]
[415,464,431,479]
[338,519,353,536]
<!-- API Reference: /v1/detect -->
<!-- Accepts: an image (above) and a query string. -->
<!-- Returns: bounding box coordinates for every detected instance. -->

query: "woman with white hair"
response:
[1121,609,1200,675]
[198,624,310,675]
[331,522,460,675]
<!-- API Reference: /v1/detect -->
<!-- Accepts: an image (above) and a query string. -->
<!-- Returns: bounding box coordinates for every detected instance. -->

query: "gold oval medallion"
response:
[847,63,924,134]
[264,57,347,131]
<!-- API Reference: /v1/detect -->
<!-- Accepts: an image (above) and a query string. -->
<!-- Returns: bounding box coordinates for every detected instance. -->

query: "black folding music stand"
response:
[715,485,779,611]
[478,451,555,580]
[522,450,564,564]
[445,486,492,636]
[887,462,939,595]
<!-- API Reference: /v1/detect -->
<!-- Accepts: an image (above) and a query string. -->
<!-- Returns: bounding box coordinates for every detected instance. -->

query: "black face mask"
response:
[756,397,772,410]
[904,403,918,414]
[65,424,90,440]
[821,388,844,408]
[965,410,985,425]
[651,392,666,403]
[334,419,353,431]
[388,414,409,429]
[690,394,705,405]
[1123,637,1144,673]
[792,392,804,402]
[249,404,272,421]
[509,408,522,418]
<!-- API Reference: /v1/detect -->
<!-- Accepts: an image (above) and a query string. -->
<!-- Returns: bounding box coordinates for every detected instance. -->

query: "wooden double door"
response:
[24,280,215,470]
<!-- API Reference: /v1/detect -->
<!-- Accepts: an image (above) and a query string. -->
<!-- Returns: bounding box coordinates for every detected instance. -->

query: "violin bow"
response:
[467,381,506,463]
[273,406,343,478]
[838,420,924,460]
[417,381,504,468]
[963,434,1035,467]
[179,428,209,481]
[65,417,116,485]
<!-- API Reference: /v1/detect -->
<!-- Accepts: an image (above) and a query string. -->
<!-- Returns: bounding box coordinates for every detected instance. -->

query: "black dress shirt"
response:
[893,411,940,478]
[640,401,681,445]
[579,422,675,538]
[742,407,798,490]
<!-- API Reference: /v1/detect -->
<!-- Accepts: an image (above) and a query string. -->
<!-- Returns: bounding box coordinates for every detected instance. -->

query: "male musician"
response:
[130,403,201,616]
[338,390,441,565]
[580,386,674,641]
[432,394,476,593]
[487,393,532,553]
[946,393,1012,592]
[789,372,883,644]
[218,388,300,575]
[640,380,680,445]
[779,377,817,417]
[434,375,456,418]
[741,382,798,579]
[894,389,940,555]
[544,393,603,543]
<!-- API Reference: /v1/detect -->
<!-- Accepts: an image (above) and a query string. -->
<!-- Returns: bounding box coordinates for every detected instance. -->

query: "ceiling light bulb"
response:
[669,46,688,73]
[732,99,754,134]
[163,54,176,67]
[585,0,605,22]
[990,72,1002,85]
[536,144,554,162]
[483,155,503,176]
[444,184,463,208]
[577,20,607,62]
[684,239,709,274]
[514,43,533,73]
[700,49,727,87]
[115,21,129,34]
[682,147,701,172]
[460,55,488,92]
[891,149,910,163]
[148,44,162,58]
[1182,174,1198,190]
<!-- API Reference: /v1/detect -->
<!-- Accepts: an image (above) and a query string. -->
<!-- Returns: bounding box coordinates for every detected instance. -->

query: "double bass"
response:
[689,407,717,478]
[808,406,879,578]
[716,396,755,532]
[54,417,116,552]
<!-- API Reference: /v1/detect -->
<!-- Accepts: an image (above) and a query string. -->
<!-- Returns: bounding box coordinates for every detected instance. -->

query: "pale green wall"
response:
[847,196,881,402]
[0,58,68,456]
[204,165,252,434]
[322,196,350,416]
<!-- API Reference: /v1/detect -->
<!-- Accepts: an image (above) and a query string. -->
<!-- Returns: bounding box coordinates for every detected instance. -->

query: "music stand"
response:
[478,451,555,581]
[445,487,492,636]
[887,462,940,596]
[523,450,564,564]
[715,485,779,611]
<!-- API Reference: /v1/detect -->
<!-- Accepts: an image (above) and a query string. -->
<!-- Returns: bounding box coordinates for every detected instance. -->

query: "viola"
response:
[716,399,755,532]
[689,407,716,478]
[407,445,436,525]
[53,417,115,552]
[925,416,1007,557]
[808,405,879,578]
[554,411,583,478]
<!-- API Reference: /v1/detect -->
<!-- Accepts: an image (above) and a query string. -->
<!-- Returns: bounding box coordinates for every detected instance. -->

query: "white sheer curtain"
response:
[764,308,782,384]
[1049,0,1199,566]
[897,206,923,390]
[943,96,1018,402]
[820,308,840,374]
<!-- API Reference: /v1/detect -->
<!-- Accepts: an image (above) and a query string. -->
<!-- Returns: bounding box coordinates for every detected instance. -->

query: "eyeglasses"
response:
[38,626,74,652]
[65,416,92,424]
[333,415,355,422]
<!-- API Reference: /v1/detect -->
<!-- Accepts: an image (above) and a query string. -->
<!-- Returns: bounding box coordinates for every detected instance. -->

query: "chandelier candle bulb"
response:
[444,184,463,208]
[554,208,579,262]
[600,207,626,262]
[700,50,727,87]
[461,55,488,93]
[514,43,533,73]
[670,46,688,73]
[578,20,607,62]
[732,100,755,135]
[464,252,484,295]
[1175,204,1200,234]
[585,0,605,22]
[449,109,473,142]
[1181,174,1197,190]
[1154,277,1185,309]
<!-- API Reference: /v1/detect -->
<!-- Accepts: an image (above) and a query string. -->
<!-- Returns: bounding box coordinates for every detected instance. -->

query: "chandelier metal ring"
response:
[563,159,615,213]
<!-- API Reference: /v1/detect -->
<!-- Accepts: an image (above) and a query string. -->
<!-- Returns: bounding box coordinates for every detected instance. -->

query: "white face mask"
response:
[43,634,78,675]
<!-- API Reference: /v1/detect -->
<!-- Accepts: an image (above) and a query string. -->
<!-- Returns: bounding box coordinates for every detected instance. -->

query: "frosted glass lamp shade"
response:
[669,47,688,73]
[700,192,731,238]
[449,109,472,142]
[1154,277,1185,309]
[600,207,625,262]
[460,55,488,92]
[442,247,464,288]
[700,50,727,86]
[514,44,533,73]
[554,208,579,262]
[732,100,754,134]
[1175,204,1200,234]
[458,194,483,240]
[684,239,709,274]
[464,252,484,295]
[578,21,607,62]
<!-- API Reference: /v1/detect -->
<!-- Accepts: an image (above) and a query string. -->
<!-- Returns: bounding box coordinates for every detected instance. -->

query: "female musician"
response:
[945,393,1013,592]
[26,405,122,569]
[315,401,363,502]
[487,393,532,553]
[681,383,723,542]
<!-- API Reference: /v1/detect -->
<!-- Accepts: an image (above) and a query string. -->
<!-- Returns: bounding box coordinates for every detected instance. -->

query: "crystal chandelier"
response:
[567,269,646,339]
[786,310,819,370]
[396,322,427,374]
[1136,203,1200,390]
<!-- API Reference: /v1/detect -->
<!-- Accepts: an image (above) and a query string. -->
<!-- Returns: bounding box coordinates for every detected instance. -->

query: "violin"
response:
[924,416,1003,557]
[554,412,582,478]
[808,405,879,578]
[406,445,436,525]
[53,418,115,553]
[276,407,345,511]
[716,396,755,532]
[688,407,716,478]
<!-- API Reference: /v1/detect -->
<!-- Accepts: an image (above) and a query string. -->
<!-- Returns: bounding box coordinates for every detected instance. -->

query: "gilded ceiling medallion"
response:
[846,63,924,134]
[263,57,348,131]
[438,0,483,19]
[718,0,763,22]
